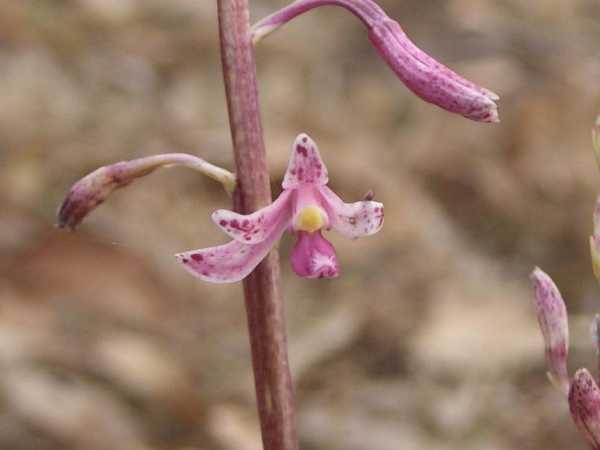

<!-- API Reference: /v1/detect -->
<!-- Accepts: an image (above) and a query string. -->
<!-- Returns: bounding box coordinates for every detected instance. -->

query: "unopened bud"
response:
[58,153,235,229]
[569,369,600,450]
[251,0,499,122]
[530,267,570,396]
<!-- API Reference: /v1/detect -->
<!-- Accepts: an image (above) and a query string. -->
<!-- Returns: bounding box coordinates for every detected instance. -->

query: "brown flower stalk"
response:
[217,1,298,449]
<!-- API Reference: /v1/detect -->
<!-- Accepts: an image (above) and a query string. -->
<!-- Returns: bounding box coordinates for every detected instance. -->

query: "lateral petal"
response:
[319,186,384,238]
[212,190,293,244]
[176,217,288,283]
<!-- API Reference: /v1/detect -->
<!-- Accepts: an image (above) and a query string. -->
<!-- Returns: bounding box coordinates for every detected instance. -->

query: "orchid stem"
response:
[216,1,298,449]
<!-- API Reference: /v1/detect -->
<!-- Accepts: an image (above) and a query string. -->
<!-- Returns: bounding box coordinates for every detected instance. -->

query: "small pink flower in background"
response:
[176,133,384,283]
[569,368,600,450]
[530,268,600,450]
[530,268,570,396]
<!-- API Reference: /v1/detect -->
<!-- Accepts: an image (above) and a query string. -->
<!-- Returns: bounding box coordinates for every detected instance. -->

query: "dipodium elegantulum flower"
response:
[176,133,384,283]
[251,0,499,123]
[530,268,600,450]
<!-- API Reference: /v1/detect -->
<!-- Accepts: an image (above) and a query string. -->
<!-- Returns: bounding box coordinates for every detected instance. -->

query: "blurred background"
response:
[1,0,600,449]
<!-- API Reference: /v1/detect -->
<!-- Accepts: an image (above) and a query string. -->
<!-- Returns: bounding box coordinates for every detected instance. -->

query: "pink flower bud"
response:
[569,369,600,450]
[251,0,499,122]
[530,267,570,396]
[58,154,235,229]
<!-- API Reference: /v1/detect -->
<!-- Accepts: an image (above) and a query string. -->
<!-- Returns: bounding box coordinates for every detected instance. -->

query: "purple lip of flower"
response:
[251,0,499,123]
[176,133,384,283]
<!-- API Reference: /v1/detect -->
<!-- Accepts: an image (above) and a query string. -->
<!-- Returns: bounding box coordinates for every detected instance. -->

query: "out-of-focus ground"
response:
[1,0,600,449]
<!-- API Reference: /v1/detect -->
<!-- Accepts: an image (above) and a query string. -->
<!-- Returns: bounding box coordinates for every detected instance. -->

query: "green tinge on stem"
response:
[591,196,600,286]
[58,153,235,229]
[593,115,600,171]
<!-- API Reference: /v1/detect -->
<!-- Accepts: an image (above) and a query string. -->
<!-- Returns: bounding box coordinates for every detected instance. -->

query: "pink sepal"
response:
[212,190,293,244]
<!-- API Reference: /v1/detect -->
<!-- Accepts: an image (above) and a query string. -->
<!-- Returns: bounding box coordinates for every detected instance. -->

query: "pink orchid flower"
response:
[176,133,384,283]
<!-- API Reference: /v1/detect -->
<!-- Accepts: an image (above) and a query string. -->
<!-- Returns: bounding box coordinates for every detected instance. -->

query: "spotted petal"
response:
[212,190,292,244]
[176,217,288,284]
[319,186,384,238]
[282,133,329,189]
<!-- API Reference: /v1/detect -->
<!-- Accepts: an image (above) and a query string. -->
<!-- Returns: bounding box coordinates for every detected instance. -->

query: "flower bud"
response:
[530,267,570,396]
[569,369,600,450]
[58,153,235,229]
[251,0,499,122]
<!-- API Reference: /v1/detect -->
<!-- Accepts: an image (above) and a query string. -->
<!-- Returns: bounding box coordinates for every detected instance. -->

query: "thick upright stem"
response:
[217,1,298,449]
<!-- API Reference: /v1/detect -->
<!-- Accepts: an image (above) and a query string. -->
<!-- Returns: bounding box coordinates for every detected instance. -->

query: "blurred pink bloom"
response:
[176,133,384,283]
[530,268,600,450]
[251,0,499,122]
[591,196,600,284]
[530,267,569,396]
[570,369,600,450]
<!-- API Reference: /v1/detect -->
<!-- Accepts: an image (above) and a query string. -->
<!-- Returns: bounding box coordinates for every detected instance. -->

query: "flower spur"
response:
[176,133,384,283]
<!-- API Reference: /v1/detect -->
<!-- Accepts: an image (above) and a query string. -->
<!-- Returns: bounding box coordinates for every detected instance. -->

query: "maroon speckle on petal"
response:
[191,253,204,262]
[230,219,240,229]
[297,146,308,157]
[302,136,308,143]
[182,258,189,264]
[219,220,228,226]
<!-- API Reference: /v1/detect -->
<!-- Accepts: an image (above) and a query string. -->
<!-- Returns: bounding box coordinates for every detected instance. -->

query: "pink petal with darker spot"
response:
[319,185,384,239]
[176,214,289,283]
[212,190,293,244]
[282,133,329,189]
